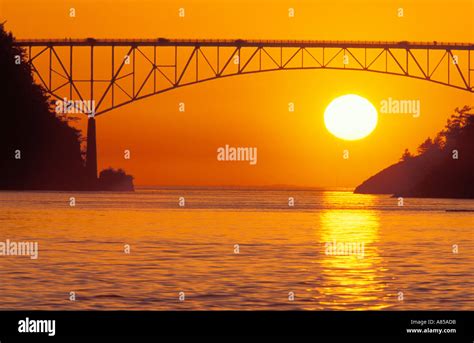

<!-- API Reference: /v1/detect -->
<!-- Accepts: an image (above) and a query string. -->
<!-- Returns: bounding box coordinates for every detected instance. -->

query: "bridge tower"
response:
[85,116,98,183]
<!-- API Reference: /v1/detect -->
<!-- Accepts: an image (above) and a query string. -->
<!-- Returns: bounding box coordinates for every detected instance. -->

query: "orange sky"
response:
[1,0,473,187]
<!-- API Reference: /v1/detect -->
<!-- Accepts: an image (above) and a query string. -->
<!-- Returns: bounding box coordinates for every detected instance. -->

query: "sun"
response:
[324,94,378,141]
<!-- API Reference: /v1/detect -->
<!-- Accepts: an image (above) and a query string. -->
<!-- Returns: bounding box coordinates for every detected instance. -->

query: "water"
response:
[0,188,472,310]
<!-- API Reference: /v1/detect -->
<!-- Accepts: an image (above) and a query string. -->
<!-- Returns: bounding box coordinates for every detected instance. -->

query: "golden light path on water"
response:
[317,194,389,310]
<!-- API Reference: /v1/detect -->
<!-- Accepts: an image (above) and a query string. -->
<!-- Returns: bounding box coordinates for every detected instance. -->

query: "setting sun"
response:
[324,94,378,141]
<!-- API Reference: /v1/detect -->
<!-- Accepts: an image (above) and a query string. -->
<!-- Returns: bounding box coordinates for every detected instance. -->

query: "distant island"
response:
[0,24,134,191]
[98,168,134,192]
[355,106,474,199]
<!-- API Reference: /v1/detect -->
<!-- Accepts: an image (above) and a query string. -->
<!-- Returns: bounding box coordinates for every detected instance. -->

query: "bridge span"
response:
[14,38,474,181]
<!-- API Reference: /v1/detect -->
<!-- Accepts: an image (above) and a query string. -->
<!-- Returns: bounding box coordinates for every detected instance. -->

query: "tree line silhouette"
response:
[0,24,133,191]
[355,106,474,198]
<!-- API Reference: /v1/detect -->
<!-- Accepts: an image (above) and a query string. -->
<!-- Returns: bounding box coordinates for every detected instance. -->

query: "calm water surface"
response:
[0,188,472,310]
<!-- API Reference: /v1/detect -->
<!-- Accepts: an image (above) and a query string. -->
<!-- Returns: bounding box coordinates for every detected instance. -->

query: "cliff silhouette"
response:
[355,106,474,198]
[0,24,133,191]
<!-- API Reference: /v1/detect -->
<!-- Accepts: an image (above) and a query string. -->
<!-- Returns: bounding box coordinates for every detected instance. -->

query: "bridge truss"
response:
[15,39,474,117]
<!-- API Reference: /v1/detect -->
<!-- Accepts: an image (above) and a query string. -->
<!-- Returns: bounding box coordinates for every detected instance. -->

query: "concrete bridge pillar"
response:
[86,116,98,184]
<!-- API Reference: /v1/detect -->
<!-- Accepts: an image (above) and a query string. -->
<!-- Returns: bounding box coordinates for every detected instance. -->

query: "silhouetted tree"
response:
[440,106,473,151]
[0,23,87,190]
[417,137,436,155]
[400,148,413,161]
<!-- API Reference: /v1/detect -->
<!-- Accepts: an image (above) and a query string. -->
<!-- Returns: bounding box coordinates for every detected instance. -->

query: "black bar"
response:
[0,311,472,340]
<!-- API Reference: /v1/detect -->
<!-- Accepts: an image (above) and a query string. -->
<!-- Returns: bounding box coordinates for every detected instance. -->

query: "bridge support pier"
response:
[86,116,98,186]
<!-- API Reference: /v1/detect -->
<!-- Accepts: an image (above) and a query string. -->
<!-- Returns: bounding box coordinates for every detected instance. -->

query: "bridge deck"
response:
[14,38,474,50]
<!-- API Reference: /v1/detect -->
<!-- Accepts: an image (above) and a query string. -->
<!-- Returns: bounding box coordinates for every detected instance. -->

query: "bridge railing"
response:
[14,38,474,49]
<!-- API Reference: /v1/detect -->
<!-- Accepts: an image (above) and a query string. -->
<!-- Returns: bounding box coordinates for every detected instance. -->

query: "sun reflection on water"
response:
[314,193,390,310]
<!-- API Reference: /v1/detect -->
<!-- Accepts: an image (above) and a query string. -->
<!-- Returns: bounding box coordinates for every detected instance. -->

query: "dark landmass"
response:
[0,24,134,191]
[98,168,134,191]
[355,106,474,199]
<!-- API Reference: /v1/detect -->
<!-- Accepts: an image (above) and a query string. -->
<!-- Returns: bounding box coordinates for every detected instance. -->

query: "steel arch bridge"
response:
[14,38,474,181]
